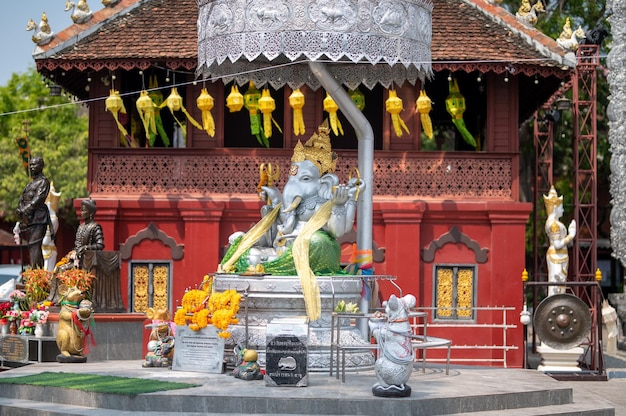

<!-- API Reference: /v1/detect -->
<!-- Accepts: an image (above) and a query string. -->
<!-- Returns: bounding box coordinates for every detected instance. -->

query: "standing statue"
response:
[220,122,364,276]
[42,183,61,272]
[16,156,51,270]
[56,285,95,363]
[74,199,105,266]
[369,294,417,397]
[543,186,576,296]
[48,199,105,303]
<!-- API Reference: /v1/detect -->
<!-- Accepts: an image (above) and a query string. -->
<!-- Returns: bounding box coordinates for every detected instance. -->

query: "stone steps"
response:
[0,380,614,416]
[0,362,616,416]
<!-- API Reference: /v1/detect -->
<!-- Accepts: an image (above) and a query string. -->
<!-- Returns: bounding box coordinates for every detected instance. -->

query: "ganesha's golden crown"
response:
[291,121,337,175]
[543,186,563,214]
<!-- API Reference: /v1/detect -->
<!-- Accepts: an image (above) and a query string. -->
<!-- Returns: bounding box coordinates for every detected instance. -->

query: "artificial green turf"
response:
[0,372,199,395]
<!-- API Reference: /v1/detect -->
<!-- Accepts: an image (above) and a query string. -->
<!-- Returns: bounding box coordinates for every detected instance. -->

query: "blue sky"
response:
[0,2,73,85]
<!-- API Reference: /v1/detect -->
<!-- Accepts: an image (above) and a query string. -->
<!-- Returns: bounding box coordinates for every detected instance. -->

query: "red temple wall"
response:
[84,195,530,367]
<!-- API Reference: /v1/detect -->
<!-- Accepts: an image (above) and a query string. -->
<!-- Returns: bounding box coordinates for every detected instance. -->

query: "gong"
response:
[533,293,592,350]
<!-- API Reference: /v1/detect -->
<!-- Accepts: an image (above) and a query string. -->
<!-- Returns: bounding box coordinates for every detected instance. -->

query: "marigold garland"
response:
[208,290,241,338]
[196,308,210,329]
[174,307,188,326]
[175,278,240,338]
[181,289,209,313]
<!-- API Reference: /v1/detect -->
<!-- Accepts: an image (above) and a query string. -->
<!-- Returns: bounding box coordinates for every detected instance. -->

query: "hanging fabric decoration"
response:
[323,93,343,136]
[349,88,365,111]
[258,88,282,138]
[105,89,129,141]
[445,78,477,147]
[289,88,306,136]
[159,87,203,134]
[416,89,433,139]
[226,85,244,112]
[148,76,170,147]
[136,90,157,142]
[243,81,268,147]
[15,136,30,175]
[385,89,410,137]
[196,88,215,137]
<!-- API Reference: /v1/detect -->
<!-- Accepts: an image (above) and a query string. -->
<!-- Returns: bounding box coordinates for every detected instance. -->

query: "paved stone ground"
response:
[1,346,625,414]
[530,348,626,415]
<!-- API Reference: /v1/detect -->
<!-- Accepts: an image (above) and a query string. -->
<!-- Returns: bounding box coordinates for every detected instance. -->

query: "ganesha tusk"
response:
[283,196,302,213]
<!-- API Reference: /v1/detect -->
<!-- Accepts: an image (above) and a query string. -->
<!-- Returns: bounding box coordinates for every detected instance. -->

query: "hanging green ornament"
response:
[243,81,268,147]
[445,78,476,148]
[349,88,365,111]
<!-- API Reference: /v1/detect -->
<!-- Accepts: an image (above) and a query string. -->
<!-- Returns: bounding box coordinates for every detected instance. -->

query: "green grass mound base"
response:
[0,372,199,395]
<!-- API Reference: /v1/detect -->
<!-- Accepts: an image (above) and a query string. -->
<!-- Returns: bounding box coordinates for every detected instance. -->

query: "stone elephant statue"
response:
[220,123,364,276]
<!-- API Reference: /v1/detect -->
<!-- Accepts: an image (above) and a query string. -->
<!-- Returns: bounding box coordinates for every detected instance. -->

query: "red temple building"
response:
[32,0,577,367]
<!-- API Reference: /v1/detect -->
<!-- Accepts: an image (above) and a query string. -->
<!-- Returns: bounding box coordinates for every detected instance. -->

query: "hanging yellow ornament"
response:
[136,90,157,142]
[243,81,268,147]
[445,78,476,147]
[196,88,215,137]
[349,88,365,111]
[226,85,244,112]
[416,89,433,139]
[105,89,129,141]
[289,88,305,136]
[159,87,203,133]
[385,89,410,137]
[258,88,282,138]
[323,93,343,136]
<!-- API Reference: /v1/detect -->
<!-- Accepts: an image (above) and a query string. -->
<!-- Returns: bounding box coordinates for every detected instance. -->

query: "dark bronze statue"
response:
[16,156,51,269]
[75,199,104,267]
[48,199,105,304]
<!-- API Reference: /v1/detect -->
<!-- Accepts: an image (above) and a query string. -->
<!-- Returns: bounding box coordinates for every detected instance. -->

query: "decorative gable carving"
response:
[120,222,184,260]
[421,225,488,263]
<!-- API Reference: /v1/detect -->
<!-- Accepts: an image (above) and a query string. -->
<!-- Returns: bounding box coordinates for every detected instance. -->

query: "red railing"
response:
[89,148,519,200]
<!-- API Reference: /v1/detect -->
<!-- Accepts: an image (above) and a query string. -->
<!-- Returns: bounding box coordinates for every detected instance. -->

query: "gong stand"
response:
[523,280,605,381]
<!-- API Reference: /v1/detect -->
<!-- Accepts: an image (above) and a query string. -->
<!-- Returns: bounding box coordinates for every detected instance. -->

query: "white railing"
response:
[412,306,519,368]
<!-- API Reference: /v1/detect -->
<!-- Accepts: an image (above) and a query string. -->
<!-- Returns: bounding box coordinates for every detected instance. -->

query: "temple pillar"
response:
[178,200,225,281]
[379,201,425,300]
[89,198,120,252]
[488,202,532,367]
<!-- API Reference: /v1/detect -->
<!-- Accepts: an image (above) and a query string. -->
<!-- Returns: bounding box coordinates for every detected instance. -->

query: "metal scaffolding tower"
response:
[531,44,603,377]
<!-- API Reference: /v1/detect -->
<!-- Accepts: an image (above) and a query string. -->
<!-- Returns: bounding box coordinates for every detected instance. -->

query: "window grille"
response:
[130,262,171,313]
[434,265,476,320]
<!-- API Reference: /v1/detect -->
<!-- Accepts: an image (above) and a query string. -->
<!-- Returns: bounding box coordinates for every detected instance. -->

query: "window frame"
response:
[432,263,478,322]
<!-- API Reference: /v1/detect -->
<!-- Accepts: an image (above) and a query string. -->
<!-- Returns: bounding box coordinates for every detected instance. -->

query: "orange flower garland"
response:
[208,289,241,338]
[174,276,240,338]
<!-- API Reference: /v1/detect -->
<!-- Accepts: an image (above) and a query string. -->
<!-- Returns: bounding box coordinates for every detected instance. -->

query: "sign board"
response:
[0,335,28,363]
[265,317,308,387]
[172,325,225,373]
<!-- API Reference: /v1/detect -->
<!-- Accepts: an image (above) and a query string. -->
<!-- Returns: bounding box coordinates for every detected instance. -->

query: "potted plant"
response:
[55,268,96,299]
[29,304,50,337]
[0,301,11,335]
[22,268,53,303]
[18,310,34,336]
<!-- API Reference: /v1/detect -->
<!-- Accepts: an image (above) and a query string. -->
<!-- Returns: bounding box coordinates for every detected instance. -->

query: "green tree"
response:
[0,68,88,224]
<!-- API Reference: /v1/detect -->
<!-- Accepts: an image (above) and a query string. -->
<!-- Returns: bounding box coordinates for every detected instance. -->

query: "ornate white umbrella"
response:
[197,0,433,321]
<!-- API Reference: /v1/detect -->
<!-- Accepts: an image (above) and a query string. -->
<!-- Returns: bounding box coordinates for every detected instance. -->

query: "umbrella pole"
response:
[308,61,375,337]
